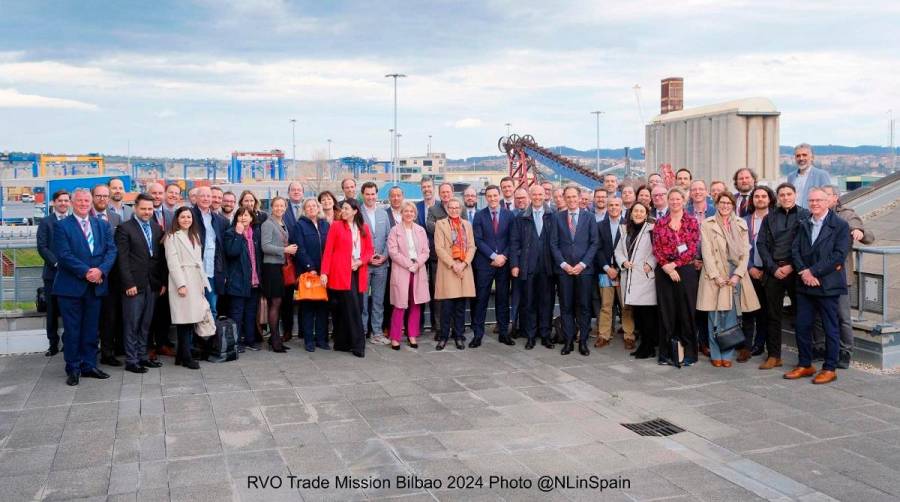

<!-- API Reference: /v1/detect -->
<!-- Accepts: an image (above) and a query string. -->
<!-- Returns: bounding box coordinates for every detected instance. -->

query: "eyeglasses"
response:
[92,194,109,199]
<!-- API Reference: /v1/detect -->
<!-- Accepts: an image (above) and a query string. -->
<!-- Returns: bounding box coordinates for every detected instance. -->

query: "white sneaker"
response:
[370,334,389,345]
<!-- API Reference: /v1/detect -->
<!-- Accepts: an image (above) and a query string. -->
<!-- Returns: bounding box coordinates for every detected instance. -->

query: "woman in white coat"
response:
[164,206,211,369]
[614,202,658,359]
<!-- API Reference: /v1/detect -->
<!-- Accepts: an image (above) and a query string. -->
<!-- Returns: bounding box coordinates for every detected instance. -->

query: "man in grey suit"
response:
[425,182,454,336]
[108,178,134,221]
[91,184,125,366]
[37,189,71,356]
[360,182,391,344]
[788,143,831,209]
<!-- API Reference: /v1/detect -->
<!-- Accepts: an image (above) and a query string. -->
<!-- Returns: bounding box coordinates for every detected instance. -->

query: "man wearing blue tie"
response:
[550,185,599,356]
[52,188,117,386]
[510,184,554,349]
[470,185,515,348]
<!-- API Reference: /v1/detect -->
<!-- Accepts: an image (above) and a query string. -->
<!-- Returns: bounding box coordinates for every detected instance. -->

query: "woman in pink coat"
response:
[386,201,431,349]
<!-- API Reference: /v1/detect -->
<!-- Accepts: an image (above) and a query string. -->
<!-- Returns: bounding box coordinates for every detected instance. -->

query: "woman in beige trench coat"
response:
[433,198,475,349]
[697,192,760,367]
[164,207,211,369]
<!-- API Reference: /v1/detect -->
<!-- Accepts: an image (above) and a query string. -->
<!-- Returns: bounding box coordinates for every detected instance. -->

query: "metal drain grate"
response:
[621,418,685,437]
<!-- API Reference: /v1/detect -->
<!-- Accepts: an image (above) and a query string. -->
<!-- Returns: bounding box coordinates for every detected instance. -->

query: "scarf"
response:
[626,221,645,259]
[449,216,467,259]
[245,226,259,287]
[715,213,746,267]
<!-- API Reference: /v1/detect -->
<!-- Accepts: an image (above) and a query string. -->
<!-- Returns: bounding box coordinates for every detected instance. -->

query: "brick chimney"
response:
[661,77,683,114]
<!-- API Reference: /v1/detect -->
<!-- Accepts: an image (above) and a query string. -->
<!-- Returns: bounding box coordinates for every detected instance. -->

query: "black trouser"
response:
[440,298,467,341]
[424,260,440,332]
[656,265,698,361]
[331,271,365,355]
[99,278,124,358]
[632,305,659,354]
[763,272,796,359]
[520,272,553,343]
[149,291,173,349]
[741,276,768,351]
[175,324,194,363]
[280,285,299,340]
[122,290,156,366]
[43,279,61,350]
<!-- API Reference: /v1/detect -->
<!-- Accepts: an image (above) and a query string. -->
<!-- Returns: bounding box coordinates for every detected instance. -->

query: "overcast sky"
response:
[1,0,898,159]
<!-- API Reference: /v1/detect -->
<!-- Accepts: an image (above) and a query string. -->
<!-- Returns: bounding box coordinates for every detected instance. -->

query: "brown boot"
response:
[758,357,783,370]
[783,366,816,379]
[594,338,610,349]
[737,348,751,363]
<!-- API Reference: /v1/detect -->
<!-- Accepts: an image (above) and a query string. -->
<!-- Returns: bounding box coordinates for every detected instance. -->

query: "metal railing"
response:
[853,245,900,333]
[0,239,42,312]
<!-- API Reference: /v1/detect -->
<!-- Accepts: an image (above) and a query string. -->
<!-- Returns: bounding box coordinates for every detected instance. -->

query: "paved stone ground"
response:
[1,334,899,501]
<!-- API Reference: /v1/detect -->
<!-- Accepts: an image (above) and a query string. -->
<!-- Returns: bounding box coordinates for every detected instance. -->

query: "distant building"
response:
[645,97,781,184]
[396,153,446,182]
[660,77,684,115]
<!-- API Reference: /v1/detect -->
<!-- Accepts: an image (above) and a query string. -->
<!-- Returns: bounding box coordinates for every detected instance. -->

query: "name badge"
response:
[676,243,688,254]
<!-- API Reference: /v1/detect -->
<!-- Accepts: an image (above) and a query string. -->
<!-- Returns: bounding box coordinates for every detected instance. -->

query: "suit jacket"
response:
[361,205,391,263]
[425,202,448,239]
[296,216,330,272]
[463,205,478,223]
[152,206,174,232]
[596,214,625,272]
[115,217,167,294]
[191,206,227,294]
[415,200,432,229]
[91,209,122,231]
[223,224,263,297]
[472,206,514,271]
[509,206,553,278]
[283,199,304,246]
[792,210,850,297]
[320,221,374,293]
[386,207,400,229]
[788,166,832,209]
[38,213,66,281]
[51,215,118,297]
[549,208,599,274]
[109,203,134,222]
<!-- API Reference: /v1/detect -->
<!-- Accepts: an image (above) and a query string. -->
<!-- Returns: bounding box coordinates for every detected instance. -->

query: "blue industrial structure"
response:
[229,151,285,183]
[0,153,40,178]
[339,156,378,177]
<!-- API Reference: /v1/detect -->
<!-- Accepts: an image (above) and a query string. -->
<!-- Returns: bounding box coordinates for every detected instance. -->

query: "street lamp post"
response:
[385,73,407,185]
[388,129,394,180]
[428,135,432,156]
[505,122,511,137]
[590,111,604,175]
[327,138,332,181]
[290,118,296,178]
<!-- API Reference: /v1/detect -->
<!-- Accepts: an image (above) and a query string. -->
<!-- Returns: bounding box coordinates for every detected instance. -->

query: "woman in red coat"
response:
[320,198,373,357]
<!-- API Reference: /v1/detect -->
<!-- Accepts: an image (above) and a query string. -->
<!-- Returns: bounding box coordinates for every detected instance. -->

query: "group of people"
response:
[37,143,872,386]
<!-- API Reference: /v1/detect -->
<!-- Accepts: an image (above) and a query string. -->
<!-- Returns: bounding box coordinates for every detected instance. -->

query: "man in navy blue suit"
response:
[470,185,515,348]
[550,185,599,356]
[281,181,305,342]
[37,189,71,357]
[510,184,554,350]
[191,186,227,317]
[52,188,117,386]
[784,187,850,385]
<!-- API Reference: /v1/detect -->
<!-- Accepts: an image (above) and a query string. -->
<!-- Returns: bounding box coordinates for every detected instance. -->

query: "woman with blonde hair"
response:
[433,198,476,350]
[386,201,430,349]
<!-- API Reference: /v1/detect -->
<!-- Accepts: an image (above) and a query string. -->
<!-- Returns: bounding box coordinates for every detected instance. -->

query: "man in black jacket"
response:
[509,184,554,349]
[784,187,849,385]
[116,194,168,373]
[36,190,71,356]
[756,183,809,370]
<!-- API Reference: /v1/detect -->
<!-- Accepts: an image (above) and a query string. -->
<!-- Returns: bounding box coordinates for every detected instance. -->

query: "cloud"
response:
[154,108,177,118]
[0,88,97,110]
[449,118,483,128]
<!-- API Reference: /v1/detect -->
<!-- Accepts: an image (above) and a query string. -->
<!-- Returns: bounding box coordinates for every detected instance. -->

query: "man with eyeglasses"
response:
[92,184,125,367]
[650,185,669,220]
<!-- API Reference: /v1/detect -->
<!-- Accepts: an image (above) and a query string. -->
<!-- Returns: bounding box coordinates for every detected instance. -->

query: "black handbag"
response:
[711,290,744,352]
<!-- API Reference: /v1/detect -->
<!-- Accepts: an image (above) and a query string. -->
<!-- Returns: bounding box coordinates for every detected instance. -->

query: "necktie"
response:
[492,211,499,233]
[534,211,542,236]
[611,219,619,243]
[568,212,576,237]
[740,195,750,216]
[155,209,164,228]
[81,219,94,253]
[468,209,474,221]
[294,205,301,219]
[141,221,153,256]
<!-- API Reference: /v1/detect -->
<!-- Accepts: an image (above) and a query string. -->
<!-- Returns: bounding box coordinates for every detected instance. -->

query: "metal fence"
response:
[0,239,42,311]
[852,245,900,334]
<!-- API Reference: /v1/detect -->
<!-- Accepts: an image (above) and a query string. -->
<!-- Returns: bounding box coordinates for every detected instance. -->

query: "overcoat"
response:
[433,218,476,300]
[386,222,431,309]
[165,230,211,324]
[697,216,760,313]
[614,223,657,306]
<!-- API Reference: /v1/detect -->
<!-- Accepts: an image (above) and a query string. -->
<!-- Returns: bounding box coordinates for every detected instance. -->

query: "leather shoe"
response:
[125,364,148,374]
[837,351,851,370]
[435,341,446,351]
[758,357,783,370]
[541,339,554,349]
[525,340,535,350]
[182,359,200,370]
[737,348,751,363]
[783,366,816,380]
[100,356,123,367]
[468,339,481,349]
[578,345,590,356]
[711,359,723,367]
[624,339,636,351]
[594,338,609,349]
[454,339,465,350]
[812,370,837,385]
[140,360,162,368]
[721,360,732,368]
[700,345,711,357]
[560,343,573,355]
[81,368,111,379]
[66,374,79,386]
[45,347,59,357]
[157,345,177,357]
[499,336,516,346]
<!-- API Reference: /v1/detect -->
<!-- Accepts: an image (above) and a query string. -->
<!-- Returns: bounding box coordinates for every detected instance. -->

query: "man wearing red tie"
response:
[732,168,757,218]
[53,188,117,386]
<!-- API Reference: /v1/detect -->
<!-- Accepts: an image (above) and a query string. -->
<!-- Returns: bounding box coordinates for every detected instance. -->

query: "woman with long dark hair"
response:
[296,198,331,352]
[652,188,701,367]
[239,190,268,224]
[318,190,337,224]
[164,206,210,369]
[260,197,298,352]
[615,202,659,359]
[320,198,373,357]
[635,185,653,209]
[224,206,263,353]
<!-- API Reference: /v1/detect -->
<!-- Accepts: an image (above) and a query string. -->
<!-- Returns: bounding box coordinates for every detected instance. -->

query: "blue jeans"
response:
[708,308,738,361]
[362,265,388,335]
[204,288,218,318]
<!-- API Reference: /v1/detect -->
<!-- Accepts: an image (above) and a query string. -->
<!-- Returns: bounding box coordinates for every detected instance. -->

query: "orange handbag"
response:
[294,271,328,301]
